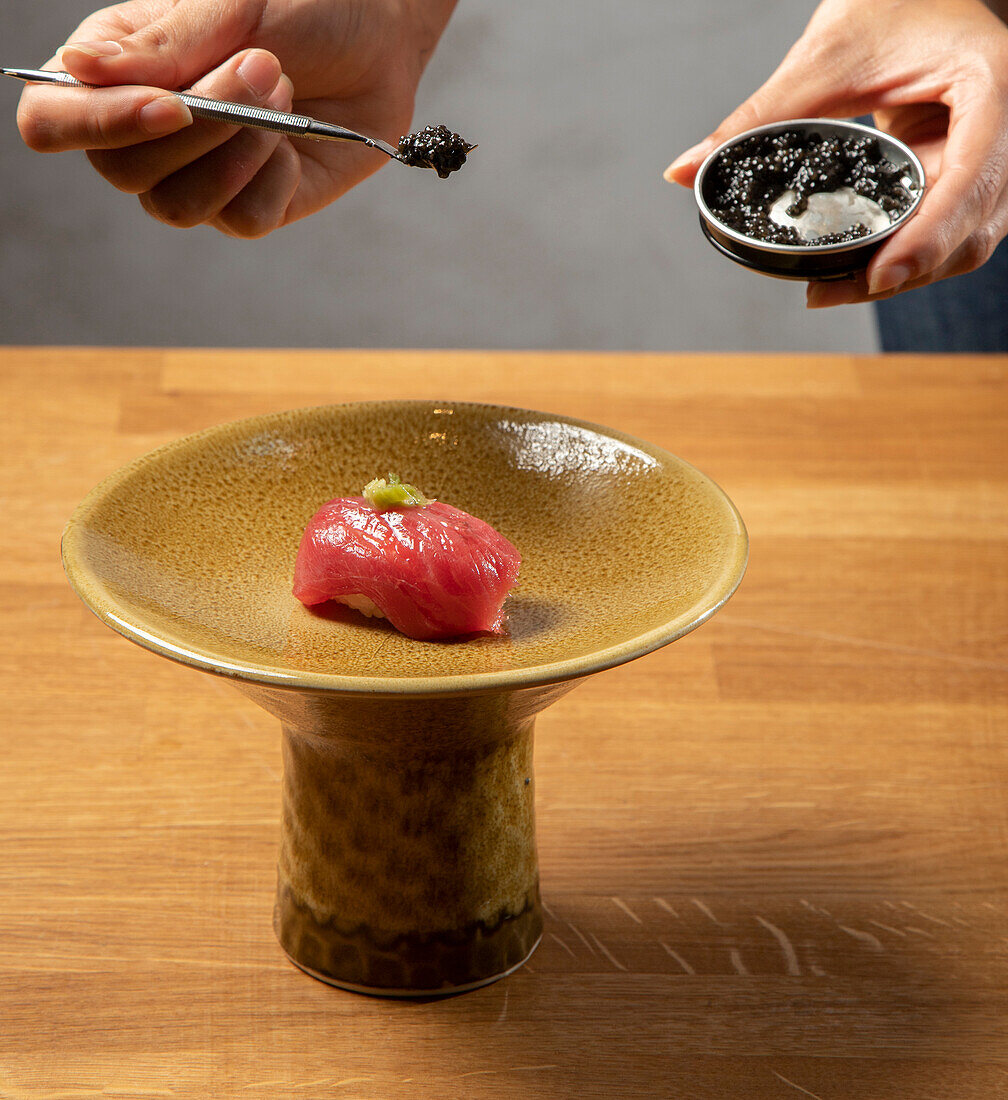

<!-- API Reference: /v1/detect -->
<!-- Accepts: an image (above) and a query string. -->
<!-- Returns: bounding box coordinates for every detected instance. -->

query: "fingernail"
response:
[806,282,828,309]
[664,139,716,181]
[237,52,281,98]
[868,262,912,297]
[139,95,192,135]
[267,74,295,111]
[806,279,858,309]
[65,40,123,59]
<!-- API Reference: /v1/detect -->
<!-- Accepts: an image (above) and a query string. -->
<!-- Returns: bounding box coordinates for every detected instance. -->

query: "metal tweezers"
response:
[2,66,403,160]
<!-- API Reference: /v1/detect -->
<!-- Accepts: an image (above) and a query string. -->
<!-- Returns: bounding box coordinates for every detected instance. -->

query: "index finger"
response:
[17,80,193,151]
[14,1,189,153]
[663,37,882,187]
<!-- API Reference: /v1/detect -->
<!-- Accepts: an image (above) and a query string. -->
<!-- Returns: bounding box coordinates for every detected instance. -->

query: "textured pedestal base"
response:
[275,884,543,996]
[270,693,551,996]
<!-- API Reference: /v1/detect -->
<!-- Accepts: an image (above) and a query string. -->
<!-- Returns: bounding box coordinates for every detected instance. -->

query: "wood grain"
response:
[1,348,1006,1098]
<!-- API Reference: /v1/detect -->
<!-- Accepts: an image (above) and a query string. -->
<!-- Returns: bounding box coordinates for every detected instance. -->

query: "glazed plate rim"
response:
[62,399,749,697]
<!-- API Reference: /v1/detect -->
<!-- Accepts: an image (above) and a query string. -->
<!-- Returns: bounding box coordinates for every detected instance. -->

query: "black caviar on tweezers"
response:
[707,129,917,246]
[397,125,474,178]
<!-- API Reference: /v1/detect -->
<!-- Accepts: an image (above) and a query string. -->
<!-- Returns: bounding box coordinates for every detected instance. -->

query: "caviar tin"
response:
[694,118,925,281]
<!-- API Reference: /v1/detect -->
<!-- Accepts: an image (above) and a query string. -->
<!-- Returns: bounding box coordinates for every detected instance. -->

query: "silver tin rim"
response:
[693,117,926,256]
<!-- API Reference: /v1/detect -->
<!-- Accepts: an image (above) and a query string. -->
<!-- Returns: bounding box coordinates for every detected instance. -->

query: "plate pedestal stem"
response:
[237,682,578,995]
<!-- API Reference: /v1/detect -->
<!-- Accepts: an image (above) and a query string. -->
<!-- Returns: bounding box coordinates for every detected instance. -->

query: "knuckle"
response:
[721,100,765,139]
[17,102,54,151]
[961,223,1001,272]
[906,235,946,281]
[273,139,300,179]
[971,160,1004,219]
[85,150,154,195]
[217,204,277,239]
[85,106,116,150]
[910,203,959,275]
[968,48,1008,98]
[220,153,260,193]
[218,148,298,238]
[127,22,182,87]
[133,21,172,52]
[786,30,837,77]
[206,161,257,210]
[140,189,201,229]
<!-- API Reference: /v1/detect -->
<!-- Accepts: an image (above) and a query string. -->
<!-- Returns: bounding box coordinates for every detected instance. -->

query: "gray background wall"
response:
[0,0,879,352]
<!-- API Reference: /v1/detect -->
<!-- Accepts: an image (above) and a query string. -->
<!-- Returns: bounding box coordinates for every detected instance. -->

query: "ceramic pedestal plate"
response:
[62,401,747,996]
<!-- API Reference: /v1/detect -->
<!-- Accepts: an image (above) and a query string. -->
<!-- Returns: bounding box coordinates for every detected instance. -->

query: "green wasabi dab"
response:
[363,473,432,509]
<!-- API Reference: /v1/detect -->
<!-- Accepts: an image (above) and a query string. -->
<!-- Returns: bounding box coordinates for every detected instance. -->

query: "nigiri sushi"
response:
[293,475,521,641]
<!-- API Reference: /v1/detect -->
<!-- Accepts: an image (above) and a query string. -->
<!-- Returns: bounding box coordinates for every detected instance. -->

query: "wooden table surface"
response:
[2,348,1007,1099]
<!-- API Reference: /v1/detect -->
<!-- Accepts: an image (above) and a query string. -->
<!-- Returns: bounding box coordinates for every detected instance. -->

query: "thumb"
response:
[61,0,261,91]
[663,37,861,186]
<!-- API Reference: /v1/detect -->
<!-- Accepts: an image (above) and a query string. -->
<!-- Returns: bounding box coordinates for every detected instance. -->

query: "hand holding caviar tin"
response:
[692,119,925,281]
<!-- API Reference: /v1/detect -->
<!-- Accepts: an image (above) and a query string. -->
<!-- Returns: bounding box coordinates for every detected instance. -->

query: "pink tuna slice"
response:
[292,497,521,641]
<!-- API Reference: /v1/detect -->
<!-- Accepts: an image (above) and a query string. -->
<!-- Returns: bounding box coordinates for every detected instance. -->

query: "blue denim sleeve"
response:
[873,241,1008,351]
